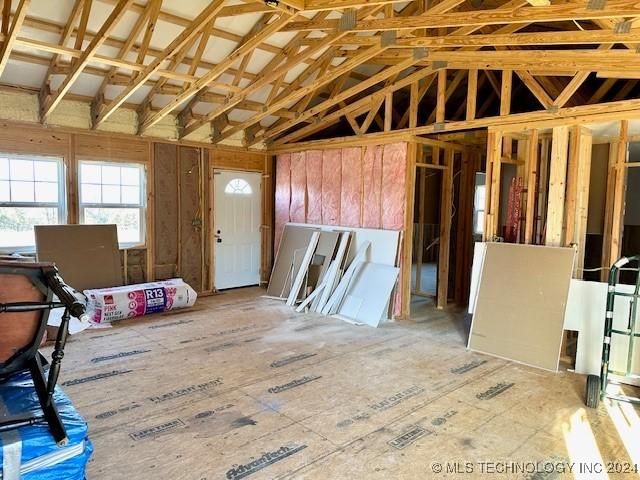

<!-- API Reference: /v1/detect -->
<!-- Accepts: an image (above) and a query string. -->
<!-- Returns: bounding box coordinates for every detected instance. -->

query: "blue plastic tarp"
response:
[0,371,93,480]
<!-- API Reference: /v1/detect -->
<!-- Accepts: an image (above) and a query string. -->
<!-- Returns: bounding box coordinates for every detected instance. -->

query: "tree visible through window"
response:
[0,155,64,251]
[224,178,252,195]
[79,161,145,245]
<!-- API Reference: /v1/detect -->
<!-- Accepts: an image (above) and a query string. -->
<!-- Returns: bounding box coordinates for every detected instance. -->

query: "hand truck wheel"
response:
[586,374,601,408]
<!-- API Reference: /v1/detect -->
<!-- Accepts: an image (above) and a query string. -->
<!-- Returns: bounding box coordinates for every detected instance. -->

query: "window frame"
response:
[77,159,147,248]
[473,172,486,236]
[0,153,66,253]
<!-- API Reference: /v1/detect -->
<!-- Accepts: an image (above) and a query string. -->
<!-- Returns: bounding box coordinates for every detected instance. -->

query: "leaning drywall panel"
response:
[267,224,319,298]
[288,223,399,267]
[35,224,122,292]
[468,242,488,314]
[564,279,640,375]
[468,243,575,372]
[337,262,400,327]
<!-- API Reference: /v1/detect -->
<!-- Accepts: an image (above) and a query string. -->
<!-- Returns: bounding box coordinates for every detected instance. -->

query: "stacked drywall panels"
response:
[268,223,400,326]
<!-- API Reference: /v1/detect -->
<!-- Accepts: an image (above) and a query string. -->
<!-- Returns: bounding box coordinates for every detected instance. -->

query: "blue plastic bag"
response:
[0,371,93,480]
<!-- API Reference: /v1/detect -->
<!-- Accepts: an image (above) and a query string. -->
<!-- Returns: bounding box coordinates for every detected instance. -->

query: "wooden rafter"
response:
[0,0,30,77]
[91,0,157,125]
[282,1,640,32]
[0,0,635,147]
[174,11,278,134]
[92,0,226,128]
[140,12,299,134]
[40,0,135,122]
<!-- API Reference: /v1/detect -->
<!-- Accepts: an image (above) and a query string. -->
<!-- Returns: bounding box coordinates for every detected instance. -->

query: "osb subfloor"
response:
[47,287,640,479]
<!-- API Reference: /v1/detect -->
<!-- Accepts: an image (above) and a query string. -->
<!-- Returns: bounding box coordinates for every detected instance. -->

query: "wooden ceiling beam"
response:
[515,70,553,109]
[282,0,640,32]
[21,10,283,55]
[273,67,440,145]
[0,0,30,77]
[175,12,277,134]
[96,0,278,22]
[305,0,407,10]
[2,0,10,36]
[308,28,640,47]
[264,57,424,141]
[142,12,297,134]
[324,49,640,72]
[40,0,134,122]
[263,0,525,143]
[588,78,617,104]
[91,0,157,126]
[213,0,466,143]
[93,0,227,128]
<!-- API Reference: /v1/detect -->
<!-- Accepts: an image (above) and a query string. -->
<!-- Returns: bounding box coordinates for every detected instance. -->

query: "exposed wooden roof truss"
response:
[0,0,638,147]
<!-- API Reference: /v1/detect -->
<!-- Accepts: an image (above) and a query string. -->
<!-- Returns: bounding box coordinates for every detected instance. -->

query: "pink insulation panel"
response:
[274,154,291,252]
[381,142,408,230]
[362,145,383,229]
[289,152,307,223]
[305,150,323,224]
[321,149,342,225]
[340,147,362,227]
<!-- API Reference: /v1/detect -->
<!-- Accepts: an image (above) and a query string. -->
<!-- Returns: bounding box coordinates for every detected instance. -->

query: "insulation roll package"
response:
[84,278,197,324]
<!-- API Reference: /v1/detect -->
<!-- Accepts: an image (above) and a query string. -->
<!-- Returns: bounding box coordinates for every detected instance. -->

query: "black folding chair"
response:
[0,260,86,446]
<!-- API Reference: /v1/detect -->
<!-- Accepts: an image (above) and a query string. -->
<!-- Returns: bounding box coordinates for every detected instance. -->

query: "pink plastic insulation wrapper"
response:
[84,278,197,323]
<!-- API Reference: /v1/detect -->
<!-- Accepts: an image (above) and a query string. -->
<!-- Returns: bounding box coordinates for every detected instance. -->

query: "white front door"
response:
[213,170,262,289]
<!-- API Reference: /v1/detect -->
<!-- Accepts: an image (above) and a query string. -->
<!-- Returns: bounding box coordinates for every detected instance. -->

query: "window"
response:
[0,154,65,251]
[473,173,486,236]
[224,178,252,195]
[79,161,145,246]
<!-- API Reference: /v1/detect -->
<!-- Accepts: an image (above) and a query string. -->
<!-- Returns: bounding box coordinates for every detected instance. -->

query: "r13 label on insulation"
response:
[144,287,167,314]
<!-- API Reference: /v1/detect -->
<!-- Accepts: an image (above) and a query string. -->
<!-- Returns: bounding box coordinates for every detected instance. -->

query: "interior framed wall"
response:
[0,120,269,293]
[483,117,640,281]
[412,137,480,310]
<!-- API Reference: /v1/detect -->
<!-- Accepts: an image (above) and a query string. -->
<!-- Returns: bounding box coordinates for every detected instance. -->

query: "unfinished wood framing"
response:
[545,126,569,247]
[437,148,454,309]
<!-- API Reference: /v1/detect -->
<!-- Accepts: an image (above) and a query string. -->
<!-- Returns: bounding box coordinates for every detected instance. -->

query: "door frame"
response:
[210,167,263,291]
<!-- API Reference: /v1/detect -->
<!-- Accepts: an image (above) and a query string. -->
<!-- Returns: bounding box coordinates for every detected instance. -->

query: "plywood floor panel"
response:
[40,287,639,480]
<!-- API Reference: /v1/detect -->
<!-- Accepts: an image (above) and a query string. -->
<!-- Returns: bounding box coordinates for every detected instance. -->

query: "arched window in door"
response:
[224,178,252,195]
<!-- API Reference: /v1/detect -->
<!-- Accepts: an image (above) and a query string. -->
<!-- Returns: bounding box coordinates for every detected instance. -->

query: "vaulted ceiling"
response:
[0,0,638,148]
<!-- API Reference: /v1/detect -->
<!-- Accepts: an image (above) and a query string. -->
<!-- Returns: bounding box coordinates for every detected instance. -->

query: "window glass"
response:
[224,178,252,195]
[79,161,145,246]
[0,155,64,251]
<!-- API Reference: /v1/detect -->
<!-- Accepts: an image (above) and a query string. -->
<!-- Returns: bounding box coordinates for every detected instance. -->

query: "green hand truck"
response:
[586,255,640,408]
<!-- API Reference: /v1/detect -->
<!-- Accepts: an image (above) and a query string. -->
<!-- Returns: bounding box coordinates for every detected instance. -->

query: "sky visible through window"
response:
[0,156,62,249]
